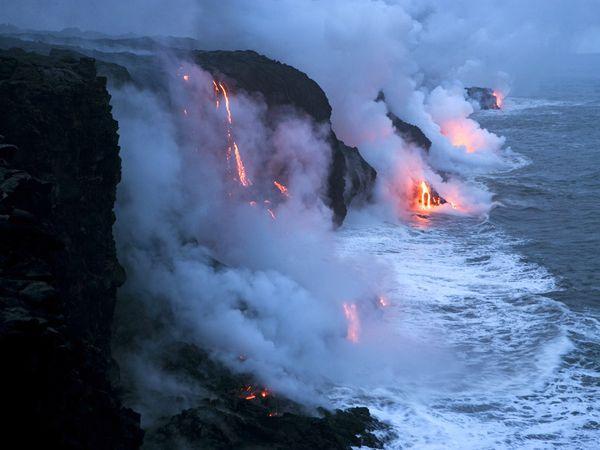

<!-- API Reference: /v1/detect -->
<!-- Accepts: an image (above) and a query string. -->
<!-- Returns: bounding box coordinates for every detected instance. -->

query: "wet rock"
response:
[466,86,500,110]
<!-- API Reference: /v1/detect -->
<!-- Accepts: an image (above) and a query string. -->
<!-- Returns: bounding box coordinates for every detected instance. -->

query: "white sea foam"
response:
[332,217,599,449]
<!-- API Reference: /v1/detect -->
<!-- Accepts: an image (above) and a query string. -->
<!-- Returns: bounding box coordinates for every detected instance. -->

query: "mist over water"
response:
[3,1,599,448]
[332,81,600,448]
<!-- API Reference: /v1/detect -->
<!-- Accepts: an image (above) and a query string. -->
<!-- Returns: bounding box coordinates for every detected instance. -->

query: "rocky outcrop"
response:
[193,50,376,224]
[135,343,387,450]
[376,91,431,152]
[466,86,500,110]
[0,32,378,225]
[0,49,142,448]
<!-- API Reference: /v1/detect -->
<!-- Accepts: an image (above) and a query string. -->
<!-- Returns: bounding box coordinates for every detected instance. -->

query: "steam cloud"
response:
[3,0,597,422]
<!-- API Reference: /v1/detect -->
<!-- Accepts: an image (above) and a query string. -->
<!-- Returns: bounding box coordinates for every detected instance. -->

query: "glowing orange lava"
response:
[214,80,252,187]
[233,142,251,187]
[492,90,504,108]
[415,180,445,212]
[343,303,360,343]
[419,181,431,210]
[273,180,289,197]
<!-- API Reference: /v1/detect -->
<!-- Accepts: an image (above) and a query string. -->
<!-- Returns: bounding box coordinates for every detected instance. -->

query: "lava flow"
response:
[343,303,360,343]
[416,180,446,211]
[492,90,504,109]
[273,180,289,197]
[213,80,252,187]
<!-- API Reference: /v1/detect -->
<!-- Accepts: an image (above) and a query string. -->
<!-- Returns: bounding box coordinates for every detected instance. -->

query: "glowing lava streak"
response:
[218,81,233,124]
[273,180,289,197]
[493,90,504,109]
[419,181,431,210]
[233,142,251,187]
[214,80,252,187]
[343,303,360,343]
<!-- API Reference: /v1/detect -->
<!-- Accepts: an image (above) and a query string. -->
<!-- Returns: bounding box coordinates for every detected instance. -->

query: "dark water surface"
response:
[478,78,600,312]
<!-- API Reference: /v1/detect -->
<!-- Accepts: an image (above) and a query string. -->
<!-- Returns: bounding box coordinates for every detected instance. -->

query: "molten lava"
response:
[213,80,252,187]
[273,180,289,197]
[233,142,251,187]
[416,180,446,211]
[343,303,360,343]
[240,385,271,401]
[492,90,504,109]
[420,181,431,210]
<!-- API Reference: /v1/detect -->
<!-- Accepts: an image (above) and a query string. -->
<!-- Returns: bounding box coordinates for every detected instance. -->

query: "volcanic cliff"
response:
[0,42,386,448]
[0,49,143,449]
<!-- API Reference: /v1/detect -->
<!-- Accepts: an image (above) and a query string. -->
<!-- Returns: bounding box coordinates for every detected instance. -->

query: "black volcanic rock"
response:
[147,402,383,450]
[138,343,387,450]
[193,50,376,224]
[376,91,431,152]
[388,111,432,151]
[0,50,142,448]
[466,86,500,110]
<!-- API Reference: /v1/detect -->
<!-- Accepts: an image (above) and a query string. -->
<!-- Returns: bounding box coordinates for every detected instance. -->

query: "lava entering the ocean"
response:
[416,180,446,211]
[492,90,504,109]
[343,303,360,343]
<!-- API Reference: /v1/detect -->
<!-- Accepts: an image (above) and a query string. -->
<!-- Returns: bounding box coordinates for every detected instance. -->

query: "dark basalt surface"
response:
[0,33,377,225]
[0,47,386,449]
[466,86,500,110]
[135,343,386,450]
[0,50,143,449]
[193,50,376,224]
[376,91,432,152]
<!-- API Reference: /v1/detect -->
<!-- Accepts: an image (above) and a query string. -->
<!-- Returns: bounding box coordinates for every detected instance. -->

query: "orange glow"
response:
[213,80,252,187]
[268,412,279,417]
[420,181,431,210]
[218,81,233,124]
[343,303,360,343]
[441,120,479,153]
[245,394,256,400]
[492,90,504,108]
[182,74,190,82]
[260,389,269,398]
[378,295,390,308]
[233,142,251,187]
[273,180,290,197]
[415,180,445,211]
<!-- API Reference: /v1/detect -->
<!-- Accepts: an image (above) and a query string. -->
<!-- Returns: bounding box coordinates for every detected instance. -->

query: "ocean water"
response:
[334,79,600,449]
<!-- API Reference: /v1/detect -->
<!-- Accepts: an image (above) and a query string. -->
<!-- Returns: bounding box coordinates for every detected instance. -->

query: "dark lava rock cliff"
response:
[466,86,500,110]
[0,49,143,449]
[0,37,385,449]
[193,50,376,224]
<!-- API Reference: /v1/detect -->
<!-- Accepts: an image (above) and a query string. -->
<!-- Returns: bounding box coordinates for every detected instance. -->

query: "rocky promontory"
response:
[0,43,385,449]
